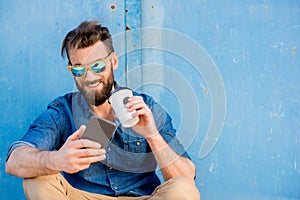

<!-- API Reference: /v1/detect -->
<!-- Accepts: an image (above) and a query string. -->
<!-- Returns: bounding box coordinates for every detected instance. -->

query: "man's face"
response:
[69,41,118,106]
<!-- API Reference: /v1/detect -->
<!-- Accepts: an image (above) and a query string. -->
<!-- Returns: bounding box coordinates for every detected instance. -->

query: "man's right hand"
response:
[52,125,106,174]
[6,125,106,178]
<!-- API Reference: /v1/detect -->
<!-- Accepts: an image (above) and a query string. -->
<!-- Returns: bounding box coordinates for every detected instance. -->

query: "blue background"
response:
[1,1,299,199]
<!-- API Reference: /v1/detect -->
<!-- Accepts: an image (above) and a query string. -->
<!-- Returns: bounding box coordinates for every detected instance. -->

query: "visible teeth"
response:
[88,82,100,87]
[88,81,100,87]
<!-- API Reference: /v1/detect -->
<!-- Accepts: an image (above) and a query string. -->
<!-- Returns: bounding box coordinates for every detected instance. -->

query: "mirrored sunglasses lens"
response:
[71,67,85,77]
[91,62,106,73]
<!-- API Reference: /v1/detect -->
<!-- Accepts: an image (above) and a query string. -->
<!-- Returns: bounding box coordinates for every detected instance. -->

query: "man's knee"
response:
[170,177,200,200]
[154,176,200,200]
[23,174,58,192]
[23,174,67,200]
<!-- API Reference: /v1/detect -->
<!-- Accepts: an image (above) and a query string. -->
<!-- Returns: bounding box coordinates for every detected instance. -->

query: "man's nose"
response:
[85,69,98,80]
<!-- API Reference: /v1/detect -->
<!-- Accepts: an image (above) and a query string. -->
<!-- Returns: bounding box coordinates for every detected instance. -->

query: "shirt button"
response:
[114,186,118,190]
[136,141,140,145]
[108,147,111,152]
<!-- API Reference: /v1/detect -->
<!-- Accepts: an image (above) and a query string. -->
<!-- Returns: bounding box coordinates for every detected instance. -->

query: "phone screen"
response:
[80,117,116,148]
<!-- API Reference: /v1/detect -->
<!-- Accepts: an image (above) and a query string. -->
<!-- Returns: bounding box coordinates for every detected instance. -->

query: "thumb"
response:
[67,125,86,141]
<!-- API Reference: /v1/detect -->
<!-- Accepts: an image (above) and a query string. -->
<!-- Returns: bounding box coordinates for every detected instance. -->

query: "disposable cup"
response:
[109,87,139,128]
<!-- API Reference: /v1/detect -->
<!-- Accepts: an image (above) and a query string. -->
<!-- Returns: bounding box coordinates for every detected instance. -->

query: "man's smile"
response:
[84,79,103,88]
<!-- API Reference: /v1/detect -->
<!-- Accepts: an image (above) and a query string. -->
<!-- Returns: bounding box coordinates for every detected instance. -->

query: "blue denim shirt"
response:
[7,90,191,196]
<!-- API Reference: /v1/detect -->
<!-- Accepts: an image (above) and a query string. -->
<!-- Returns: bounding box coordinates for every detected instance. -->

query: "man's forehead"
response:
[69,41,108,65]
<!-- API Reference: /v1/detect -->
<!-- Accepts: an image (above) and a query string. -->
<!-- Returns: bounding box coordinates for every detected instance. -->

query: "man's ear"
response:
[111,52,118,70]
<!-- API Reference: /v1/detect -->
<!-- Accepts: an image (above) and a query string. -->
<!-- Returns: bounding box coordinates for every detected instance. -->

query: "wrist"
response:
[145,131,160,140]
[45,151,60,173]
[144,127,161,139]
[146,131,169,153]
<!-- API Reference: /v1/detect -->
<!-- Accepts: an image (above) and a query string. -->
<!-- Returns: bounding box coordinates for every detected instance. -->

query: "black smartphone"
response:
[81,117,116,149]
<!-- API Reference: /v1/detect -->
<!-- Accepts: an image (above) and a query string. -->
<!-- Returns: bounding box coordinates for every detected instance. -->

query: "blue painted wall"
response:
[1,1,299,199]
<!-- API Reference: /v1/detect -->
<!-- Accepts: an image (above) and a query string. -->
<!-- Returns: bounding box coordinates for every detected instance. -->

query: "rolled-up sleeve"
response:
[6,98,70,161]
[6,141,35,161]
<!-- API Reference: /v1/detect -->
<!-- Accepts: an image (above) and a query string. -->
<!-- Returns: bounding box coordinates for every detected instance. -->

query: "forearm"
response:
[127,96,196,180]
[146,134,196,181]
[5,146,58,178]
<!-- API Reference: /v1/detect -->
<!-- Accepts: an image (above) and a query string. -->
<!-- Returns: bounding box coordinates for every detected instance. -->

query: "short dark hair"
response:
[61,20,114,65]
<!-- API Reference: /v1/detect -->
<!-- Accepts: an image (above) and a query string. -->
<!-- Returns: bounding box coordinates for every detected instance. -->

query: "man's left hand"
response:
[125,96,158,138]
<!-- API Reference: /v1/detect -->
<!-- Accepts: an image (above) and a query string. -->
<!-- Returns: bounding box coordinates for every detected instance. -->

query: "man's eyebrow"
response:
[73,62,81,66]
[73,57,105,66]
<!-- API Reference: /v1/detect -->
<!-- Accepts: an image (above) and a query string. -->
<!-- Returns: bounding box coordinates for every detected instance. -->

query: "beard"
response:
[76,69,114,106]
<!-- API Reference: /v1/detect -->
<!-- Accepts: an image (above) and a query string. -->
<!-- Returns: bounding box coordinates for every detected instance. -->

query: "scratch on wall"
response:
[269,104,285,119]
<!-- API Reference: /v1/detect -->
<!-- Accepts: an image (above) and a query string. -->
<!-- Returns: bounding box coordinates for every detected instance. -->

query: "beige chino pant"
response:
[23,173,200,200]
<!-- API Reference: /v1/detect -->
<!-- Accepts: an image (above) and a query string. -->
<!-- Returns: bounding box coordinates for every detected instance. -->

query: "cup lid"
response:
[108,86,133,103]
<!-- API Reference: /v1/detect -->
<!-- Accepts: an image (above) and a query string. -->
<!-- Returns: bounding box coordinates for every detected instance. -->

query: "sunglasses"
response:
[68,53,113,78]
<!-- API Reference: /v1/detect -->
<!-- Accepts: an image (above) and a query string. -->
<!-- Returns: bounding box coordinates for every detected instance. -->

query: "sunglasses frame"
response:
[68,52,113,78]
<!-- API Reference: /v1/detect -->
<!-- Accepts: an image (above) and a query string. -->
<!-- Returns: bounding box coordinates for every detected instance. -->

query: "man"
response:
[6,20,200,200]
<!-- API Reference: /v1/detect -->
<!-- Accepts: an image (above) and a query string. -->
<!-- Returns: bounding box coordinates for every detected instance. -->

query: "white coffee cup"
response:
[108,87,139,128]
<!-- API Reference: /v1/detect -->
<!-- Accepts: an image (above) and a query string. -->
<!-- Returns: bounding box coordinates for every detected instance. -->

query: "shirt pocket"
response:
[122,139,157,173]
[123,138,148,153]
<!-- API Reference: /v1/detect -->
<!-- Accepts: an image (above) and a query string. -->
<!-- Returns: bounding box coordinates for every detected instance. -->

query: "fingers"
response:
[62,153,106,174]
[59,139,106,172]
[67,125,86,142]
[79,155,107,165]
[67,125,103,149]
[126,96,149,113]
[69,145,106,171]
[72,139,102,149]
[58,126,107,173]
[70,154,107,172]
[78,148,106,160]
